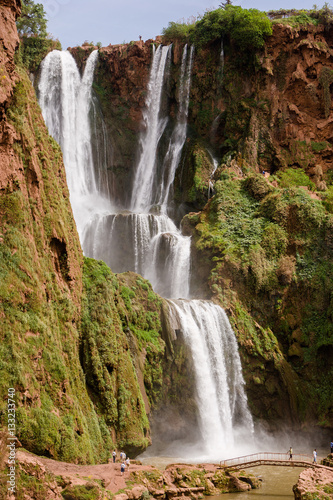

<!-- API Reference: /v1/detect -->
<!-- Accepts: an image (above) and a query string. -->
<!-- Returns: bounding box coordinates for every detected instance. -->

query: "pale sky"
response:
[38,0,326,49]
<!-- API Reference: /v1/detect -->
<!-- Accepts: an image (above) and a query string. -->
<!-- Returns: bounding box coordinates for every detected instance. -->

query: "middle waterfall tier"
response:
[83,212,191,299]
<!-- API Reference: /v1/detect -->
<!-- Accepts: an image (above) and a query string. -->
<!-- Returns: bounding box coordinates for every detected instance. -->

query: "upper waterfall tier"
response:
[130,44,172,212]
[38,49,112,239]
[130,44,194,214]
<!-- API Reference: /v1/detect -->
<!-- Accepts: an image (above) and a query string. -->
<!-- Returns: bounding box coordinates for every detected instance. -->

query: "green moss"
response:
[81,258,166,452]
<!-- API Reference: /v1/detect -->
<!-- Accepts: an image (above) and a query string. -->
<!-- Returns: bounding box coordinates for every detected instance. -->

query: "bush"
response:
[243,174,273,200]
[274,168,316,190]
[190,6,272,51]
[17,36,61,72]
[162,21,194,43]
[323,185,333,213]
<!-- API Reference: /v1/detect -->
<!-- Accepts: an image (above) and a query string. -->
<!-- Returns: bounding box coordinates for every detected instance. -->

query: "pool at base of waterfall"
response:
[206,465,303,500]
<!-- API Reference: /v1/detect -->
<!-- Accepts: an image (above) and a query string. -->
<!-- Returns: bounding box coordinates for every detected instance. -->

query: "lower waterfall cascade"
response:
[38,43,255,460]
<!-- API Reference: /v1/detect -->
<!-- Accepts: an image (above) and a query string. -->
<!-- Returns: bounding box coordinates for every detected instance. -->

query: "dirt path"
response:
[17,450,156,493]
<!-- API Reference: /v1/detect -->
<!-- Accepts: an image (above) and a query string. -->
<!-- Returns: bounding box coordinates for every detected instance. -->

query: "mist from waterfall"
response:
[38,43,254,461]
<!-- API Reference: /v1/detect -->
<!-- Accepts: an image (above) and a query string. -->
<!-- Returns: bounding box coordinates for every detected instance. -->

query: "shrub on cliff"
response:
[273,167,316,191]
[190,6,272,51]
[162,21,194,43]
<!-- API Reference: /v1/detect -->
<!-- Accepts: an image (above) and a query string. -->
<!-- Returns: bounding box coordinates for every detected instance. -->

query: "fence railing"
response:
[220,452,321,468]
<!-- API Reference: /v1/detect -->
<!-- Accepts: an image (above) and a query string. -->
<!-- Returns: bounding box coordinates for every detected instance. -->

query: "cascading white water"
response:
[82,212,191,298]
[38,49,112,238]
[207,150,219,198]
[168,299,254,458]
[158,45,194,211]
[131,44,172,213]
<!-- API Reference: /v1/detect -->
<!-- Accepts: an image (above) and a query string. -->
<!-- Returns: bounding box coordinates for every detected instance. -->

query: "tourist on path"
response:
[126,457,130,469]
[121,462,126,476]
[330,440,333,454]
[288,447,293,460]
[313,449,317,463]
[112,450,117,463]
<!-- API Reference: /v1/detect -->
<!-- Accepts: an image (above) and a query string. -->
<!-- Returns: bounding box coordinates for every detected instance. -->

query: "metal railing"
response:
[220,452,322,469]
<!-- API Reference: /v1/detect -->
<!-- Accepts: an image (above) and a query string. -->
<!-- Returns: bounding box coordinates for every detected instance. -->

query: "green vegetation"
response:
[268,4,333,28]
[273,167,316,190]
[17,0,47,37]
[81,258,166,450]
[16,0,61,72]
[16,36,61,73]
[191,6,272,50]
[162,6,272,55]
[162,21,193,43]
[187,169,333,422]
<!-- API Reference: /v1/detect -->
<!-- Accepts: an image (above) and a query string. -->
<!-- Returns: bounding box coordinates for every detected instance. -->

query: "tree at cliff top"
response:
[162,6,272,52]
[16,0,47,37]
[16,0,61,72]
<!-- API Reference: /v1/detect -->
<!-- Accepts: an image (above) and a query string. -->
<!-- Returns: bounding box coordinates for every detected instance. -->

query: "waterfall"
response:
[168,299,254,457]
[158,45,194,211]
[38,49,112,238]
[38,43,254,460]
[131,45,172,212]
[82,212,191,298]
[207,150,219,198]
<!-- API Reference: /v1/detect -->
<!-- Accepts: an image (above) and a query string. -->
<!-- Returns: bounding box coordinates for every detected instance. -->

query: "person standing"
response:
[121,461,126,476]
[288,447,293,460]
[125,457,130,469]
[313,449,317,463]
[330,440,333,454]
[112,450,117,463]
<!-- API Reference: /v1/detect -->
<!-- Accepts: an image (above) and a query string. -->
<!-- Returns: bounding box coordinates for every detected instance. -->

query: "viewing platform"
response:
[219,453,332,471]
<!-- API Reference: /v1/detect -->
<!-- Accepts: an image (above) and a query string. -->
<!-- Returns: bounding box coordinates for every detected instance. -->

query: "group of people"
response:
[112,450,130,475]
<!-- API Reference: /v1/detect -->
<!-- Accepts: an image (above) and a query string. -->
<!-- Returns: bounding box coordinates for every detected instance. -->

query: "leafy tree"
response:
[162,21,194,43]
[190,5,272,50]
[16,0,48,38]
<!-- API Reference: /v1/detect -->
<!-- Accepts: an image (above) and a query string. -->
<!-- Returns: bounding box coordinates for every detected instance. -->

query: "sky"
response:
[38,0,325,49]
